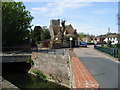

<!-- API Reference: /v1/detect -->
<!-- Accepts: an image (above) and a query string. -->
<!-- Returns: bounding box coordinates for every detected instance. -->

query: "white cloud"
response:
[31,7,48,12]
[48,2,92,17]
[30,2,92,17]
[93,8,111,14]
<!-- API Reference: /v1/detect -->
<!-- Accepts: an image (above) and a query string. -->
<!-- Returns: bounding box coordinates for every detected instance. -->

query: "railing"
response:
[33,48,66,55]
[94,45,119,58]
[2,47,66,56]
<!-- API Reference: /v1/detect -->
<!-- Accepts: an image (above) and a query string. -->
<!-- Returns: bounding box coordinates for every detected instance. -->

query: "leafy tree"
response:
[78,33,87,40]
[2,2,33,47]
[88,38,91,42]
[64,36,76,41]
[31,26,43,41]
[42,26,48,29]
[107,40,112,47]
[41,29,51,40]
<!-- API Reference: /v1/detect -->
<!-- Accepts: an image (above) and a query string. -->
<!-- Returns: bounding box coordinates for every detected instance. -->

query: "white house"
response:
[104,34,118,44]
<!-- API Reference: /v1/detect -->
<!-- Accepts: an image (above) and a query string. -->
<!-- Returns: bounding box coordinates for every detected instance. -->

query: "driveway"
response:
[74,45,119,89]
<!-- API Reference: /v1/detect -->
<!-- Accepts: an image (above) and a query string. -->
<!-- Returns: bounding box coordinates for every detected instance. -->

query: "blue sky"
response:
[15,0,119,35]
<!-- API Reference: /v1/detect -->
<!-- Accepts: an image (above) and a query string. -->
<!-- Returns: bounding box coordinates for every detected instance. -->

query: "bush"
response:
[116,44,120,48]
[32,70,47,81]
[26,57,34,65]
[64,36,76,41]
[118,50,120,61]
[107,40,112,47]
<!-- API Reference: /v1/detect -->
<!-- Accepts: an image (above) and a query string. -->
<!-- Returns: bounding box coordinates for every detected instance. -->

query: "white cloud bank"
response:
[30,2,92,17]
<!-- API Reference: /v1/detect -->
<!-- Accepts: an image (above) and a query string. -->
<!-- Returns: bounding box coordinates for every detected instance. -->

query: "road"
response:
[74,45,119,89]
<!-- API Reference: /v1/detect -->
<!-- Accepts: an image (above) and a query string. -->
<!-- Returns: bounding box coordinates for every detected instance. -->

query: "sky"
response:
[15,0,119,35]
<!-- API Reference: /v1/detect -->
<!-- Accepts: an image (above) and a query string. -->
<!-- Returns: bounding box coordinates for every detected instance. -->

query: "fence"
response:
[2,47,66,56]
[33,48,66,55]
[94,45,119,58]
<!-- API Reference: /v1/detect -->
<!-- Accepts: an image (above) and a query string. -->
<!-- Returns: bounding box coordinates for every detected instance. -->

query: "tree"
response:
[31,26,43,41]
[2,2,33,47]
[107,40,112,47]
[78,33,87,40]
[64,36,76,41]
[41,29,51,40]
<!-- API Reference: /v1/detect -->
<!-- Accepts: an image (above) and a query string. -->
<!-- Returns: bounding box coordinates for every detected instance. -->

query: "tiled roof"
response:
[66,29,76,34]
[65,24,73,30]
[107,34,117,38]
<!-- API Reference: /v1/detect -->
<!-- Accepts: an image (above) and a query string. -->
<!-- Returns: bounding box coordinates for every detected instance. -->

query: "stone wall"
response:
[30,52,70,87]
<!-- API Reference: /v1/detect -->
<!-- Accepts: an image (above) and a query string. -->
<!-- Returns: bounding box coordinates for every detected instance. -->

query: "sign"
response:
[94,40,97,45]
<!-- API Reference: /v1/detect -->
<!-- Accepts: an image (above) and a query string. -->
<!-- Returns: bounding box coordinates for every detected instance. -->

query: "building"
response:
[49,19,79,41]
[96,35,106,43]
[82,37,89,43]
[64,24,79,40]
[49,19,61,40]
[104,33,118,44]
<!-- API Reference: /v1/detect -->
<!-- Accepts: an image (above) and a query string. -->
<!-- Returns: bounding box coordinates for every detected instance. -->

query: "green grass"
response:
[32,70,47,81]
[103,45,107,48]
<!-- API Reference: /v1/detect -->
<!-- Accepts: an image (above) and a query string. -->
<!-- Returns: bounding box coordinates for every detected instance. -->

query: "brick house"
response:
[49,19,79,41]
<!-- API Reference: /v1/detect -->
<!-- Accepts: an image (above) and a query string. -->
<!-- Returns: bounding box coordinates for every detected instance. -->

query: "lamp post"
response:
[69,37,73,48]
[55,37,58,41]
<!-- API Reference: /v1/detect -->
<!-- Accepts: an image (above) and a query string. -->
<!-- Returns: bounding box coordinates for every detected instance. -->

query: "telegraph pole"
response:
[118,1,120,44]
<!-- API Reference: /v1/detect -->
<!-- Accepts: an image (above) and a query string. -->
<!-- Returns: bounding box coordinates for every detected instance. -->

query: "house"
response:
[103,33,118,44]
[82,37,89,43]
[96,35,106,43]
[49,19,79,41]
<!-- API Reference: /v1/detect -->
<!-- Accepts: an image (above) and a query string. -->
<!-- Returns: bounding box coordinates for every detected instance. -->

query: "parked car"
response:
[80,42,87,47]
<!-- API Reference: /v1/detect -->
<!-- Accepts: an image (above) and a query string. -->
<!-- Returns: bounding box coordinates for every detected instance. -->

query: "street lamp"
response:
[69,37,73,48]
[55,37,58,41]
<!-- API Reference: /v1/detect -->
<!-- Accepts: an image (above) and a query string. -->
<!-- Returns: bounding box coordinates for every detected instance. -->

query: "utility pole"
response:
[118,1,120,44]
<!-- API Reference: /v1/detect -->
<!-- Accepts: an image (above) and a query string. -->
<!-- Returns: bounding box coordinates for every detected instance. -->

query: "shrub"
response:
[107,40,112,48]
[116,44,120,48]
[64,36,76,41]
[26,57,34,65]
[118,50,120,61]
[32,70,47,81]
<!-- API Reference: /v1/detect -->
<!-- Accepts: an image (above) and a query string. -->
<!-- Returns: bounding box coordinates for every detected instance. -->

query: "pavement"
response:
[72,57,99,89]
[74,45,119,89]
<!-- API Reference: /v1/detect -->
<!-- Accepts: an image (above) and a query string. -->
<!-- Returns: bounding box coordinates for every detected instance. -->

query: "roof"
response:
[107,34,117,38]
[96,35,106,38]
[66,29,76,34]
[65,24,73,31]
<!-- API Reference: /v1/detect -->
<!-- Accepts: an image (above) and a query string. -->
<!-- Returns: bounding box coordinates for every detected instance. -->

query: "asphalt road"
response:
[74,45,119,89]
